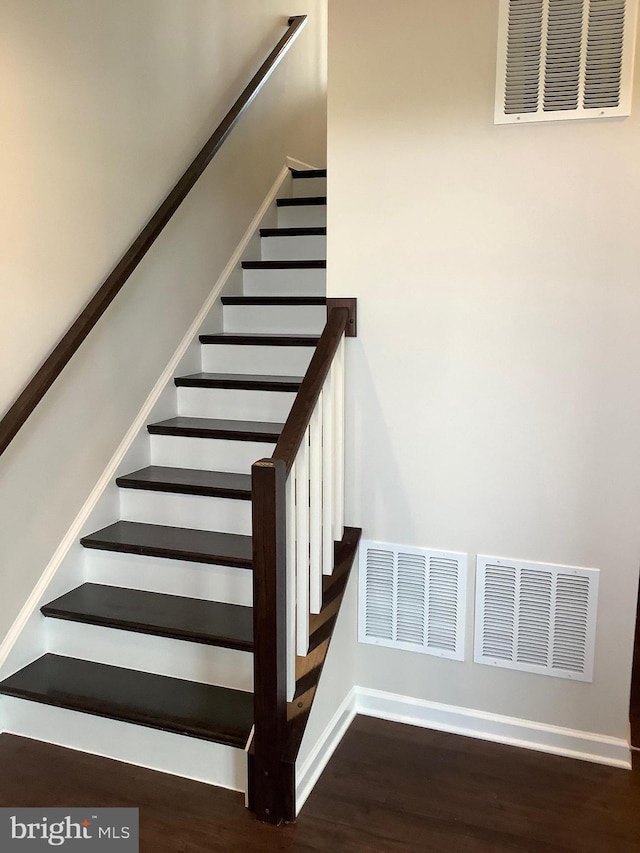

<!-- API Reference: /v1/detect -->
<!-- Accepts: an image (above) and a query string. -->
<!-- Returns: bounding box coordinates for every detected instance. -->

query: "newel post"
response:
[250,457,288,824]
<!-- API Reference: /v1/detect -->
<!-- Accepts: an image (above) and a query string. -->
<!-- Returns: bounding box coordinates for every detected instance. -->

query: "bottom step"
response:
[0,696,247,791]
[0,655,253,747]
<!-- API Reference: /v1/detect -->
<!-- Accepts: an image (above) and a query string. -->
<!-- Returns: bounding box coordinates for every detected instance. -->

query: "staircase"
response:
[0,169,354,809]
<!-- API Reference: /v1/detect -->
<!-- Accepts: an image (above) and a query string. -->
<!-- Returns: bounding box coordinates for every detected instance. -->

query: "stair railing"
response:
[0,15,308,457]
[251,302,356,824]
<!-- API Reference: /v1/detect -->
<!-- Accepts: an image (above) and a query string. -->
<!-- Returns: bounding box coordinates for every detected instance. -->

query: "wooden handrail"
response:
[272,306,350,474]
[0,14,308,457]
[250,304,351,824]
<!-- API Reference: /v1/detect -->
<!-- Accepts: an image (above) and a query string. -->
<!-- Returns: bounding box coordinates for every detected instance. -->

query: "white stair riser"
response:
[277,205,327,228]
[150,434,275,473]
[1,697,247,791]
[290,177,327,197]
[120,489,252,535]
[242,267,326,297]
[261,235,326,261]
[223,305,326,335]
[201,344,315,375]
[86,552,253,606]
[177,386,295,423]
[47,621,253,692]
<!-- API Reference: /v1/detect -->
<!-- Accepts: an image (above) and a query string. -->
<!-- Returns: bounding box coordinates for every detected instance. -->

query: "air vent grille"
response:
[359,541,467,660]
[505,0,544,114]
[496,0,637,122]
[544,0,583,111]
[585,0,626,107]
[475,556,599,681]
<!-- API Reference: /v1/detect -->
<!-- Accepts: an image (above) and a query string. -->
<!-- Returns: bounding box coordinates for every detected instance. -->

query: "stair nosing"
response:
[80,522,253,569]
[174,373,302,392]
[42,608,254,652]
[290,169,327,179]
[116,467,252,500]
[198,334,320,347]
[259,227,326,237]
[147,417,282,443]
[241,260,326,270]
[221,296,326,306]
[0,654,252,748]
[41,585,254,652]
[276,196,327,206]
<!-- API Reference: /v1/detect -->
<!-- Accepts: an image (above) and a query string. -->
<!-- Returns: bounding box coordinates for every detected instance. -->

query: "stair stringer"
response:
[283,529,361,818]
[0,163,297,788]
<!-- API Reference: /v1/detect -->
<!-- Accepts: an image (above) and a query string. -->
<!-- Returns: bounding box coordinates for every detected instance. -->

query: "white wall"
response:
[328,0,640,739]
[0,0,327,642]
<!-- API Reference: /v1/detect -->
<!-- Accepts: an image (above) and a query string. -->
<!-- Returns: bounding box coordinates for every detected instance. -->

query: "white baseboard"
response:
[0,163,291,676]
[295,688,357,815]
[295,687,630,817]
[354,687,632,770]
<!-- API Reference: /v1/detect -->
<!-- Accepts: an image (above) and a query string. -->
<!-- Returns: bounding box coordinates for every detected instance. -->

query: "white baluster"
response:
[286,461,297,701]
[309,393,323,614]
[333,335,345,543]
[322,367,334,575]
[295,427,310,656]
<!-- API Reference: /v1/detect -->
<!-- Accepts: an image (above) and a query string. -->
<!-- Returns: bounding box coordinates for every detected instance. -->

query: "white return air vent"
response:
[495,0,638,123]
[359,541,467,660]
[475,555,599,681]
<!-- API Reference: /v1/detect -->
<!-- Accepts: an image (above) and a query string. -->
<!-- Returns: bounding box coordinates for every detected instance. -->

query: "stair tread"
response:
[241,260,326,270]
[174,372,302,391]
[116,466,252,499]
[80,521,253,568]
[290,169,327,179]
[199,333,320,347]
[222,296,326,306]
[260,227,326,237]
[147,416,282,442]
[42,584,253,651]
[0,654,253,747]
[277,197,327,206]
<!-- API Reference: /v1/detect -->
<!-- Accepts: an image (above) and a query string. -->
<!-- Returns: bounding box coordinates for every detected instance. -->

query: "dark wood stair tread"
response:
[241,260,326,270]
[0,655,253,747]
[147,416,282,442]
[290,169,327,179]
[199,333,319,347]
[277,197,327,206]
[259,227,326,237]
[174,373,302,391]
[42,584,253,651]
[116,466,251,499]
[80,521,252,568]
[221,296,326,306]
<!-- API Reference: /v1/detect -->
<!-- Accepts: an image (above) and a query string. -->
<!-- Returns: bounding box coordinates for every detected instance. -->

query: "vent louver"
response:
[474,556,599,681]
[496,0,638,122]
[359,541,467,660]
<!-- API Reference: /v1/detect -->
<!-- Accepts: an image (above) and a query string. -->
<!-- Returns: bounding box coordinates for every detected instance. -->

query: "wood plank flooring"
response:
[0,715,638,851]
[630,584,640,749]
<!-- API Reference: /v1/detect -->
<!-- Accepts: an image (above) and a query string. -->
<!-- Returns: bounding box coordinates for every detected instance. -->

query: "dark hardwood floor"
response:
[630,582,640,749]
[0,715,638,852]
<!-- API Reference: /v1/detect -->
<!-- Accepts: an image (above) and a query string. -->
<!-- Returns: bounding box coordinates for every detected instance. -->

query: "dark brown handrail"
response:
[0,14,308,457]
[272,306,350,473]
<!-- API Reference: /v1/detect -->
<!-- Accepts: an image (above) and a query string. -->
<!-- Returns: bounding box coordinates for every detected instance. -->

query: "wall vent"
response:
[495,0,638,123]
[358,541,467,660]
[474,555,599,681]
